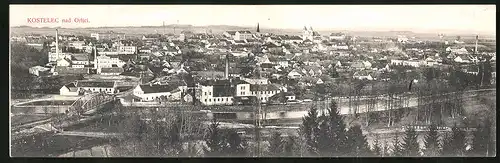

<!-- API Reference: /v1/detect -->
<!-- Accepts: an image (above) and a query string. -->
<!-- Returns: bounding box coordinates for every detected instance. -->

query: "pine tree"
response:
[224,129,247,157]
[469,119,492,156]
[204,118,226,157]
[316,115,332,156]
[371,135,382,156]
[268,131,283,156]
[283,136,297,157]
[326,102,348,156]
[442,125,466,156]
[423,124,441,157]
[345,125,373,157]
[391,132,404,157]
[382,140,389,157]
[401,127,421,156]
[299,105,320,155]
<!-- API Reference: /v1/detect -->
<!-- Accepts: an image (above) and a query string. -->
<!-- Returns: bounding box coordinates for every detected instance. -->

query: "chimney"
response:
[94,46,98,69]
[475,35,479,54]
[55,29,59,59]
[224,54,229,79]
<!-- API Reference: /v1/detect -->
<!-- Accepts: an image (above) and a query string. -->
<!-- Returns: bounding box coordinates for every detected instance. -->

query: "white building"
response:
[329,33,346,40]
[95,55,126,68]
[59,82,79,96]
[48,52,72,62]
[118,46,137,54]
[29,66,51,76]
[132,84,187,101]
[76,81,116,94]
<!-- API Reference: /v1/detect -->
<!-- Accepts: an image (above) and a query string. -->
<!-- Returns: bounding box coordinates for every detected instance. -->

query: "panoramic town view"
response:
[10,5,496,157]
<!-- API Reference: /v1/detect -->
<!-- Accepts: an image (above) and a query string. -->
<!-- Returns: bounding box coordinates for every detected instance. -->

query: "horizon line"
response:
[10,24,495,36]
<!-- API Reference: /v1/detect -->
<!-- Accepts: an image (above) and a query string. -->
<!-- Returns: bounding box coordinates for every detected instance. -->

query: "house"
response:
[454,56,471,63]
[59,82,79,96]
[350,61,366,70]
[98,67,124,75]
[329,33,346,41]
[288,69,303,79]
[29,66,51,76]
[95,55,126,68]
[197,79,250,106]
[281,35,303,44]
[353,71,374,80]
[57,58,72,67]
[75,80,116,94]
[446,47,469,55]
[224,31,253,41]
[132,84,187,102]
[316,78,324,84]
[249,84,282,103]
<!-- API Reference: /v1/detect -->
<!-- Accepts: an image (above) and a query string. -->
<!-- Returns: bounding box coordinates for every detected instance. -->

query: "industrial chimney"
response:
[93,46,98,69]
[475,35,479,54]
[55,29,59,60]
[224,54,229,79]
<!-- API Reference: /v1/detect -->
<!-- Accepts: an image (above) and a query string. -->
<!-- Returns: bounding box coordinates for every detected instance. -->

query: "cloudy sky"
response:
[10,5,496,35]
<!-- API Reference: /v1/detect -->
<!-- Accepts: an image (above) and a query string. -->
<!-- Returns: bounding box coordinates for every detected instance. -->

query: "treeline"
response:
[113,102,494,157]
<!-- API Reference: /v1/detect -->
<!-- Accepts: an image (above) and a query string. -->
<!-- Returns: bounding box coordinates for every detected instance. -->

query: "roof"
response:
[200,79,249,86]
[330,33,345,36]
[71,54,90,61]
[226,31,237,35]
[139,84,178,94]
[238,31,252,34]
[250,84,280,91]
[100,67,124,73]
[54,67,89,74]
[63,83,78,92]
[76,81,115,88]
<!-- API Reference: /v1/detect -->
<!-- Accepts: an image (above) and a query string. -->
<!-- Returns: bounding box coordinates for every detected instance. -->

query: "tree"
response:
[204,118,226,157]
[299,105,320,155]
[283,136,297,156]
[441,125,466,156]
[267,131,283,156]
[325,102,348,156]
[316,114,333,156]
[468,119,493,157]
[423,124,441,157]
[401,127,421,156]
[391,132,404,157]
[224,129,248,157]
[371,135,382,156]
[345,125,373,157]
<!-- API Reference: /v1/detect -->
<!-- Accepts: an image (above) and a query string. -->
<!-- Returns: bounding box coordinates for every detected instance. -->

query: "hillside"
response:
[10,25,496,41]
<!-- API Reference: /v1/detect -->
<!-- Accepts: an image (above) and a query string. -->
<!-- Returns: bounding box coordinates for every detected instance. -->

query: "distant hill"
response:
[10,25,496,40]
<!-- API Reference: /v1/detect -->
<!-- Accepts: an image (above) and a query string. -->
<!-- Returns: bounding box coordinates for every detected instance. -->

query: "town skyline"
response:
[10,5,496,36]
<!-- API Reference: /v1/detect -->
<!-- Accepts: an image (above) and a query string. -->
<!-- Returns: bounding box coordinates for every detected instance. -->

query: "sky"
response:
[10,5,496,35]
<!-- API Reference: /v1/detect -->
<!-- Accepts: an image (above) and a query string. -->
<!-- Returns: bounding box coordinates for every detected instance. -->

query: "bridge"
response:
[67,92,115,116]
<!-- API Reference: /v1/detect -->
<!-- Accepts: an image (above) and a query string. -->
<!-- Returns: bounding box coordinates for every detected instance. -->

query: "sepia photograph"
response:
[9,5,496,157]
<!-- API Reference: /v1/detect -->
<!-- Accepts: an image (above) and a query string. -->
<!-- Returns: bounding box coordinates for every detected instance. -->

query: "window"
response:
[242,92,245,95]
[205,92,207,96]
[209,99,211,102]
[205,99,207,102]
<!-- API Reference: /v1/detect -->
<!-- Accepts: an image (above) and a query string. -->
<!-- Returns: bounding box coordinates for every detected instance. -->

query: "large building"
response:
[132,84,188,101]
[302,26,320,41]
[59,80,117,95]
[95,55,126,68]
[223,31,253,41]
[91,31,125,41]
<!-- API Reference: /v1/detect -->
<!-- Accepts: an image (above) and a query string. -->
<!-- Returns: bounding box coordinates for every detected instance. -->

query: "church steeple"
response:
[256,23,260,33]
